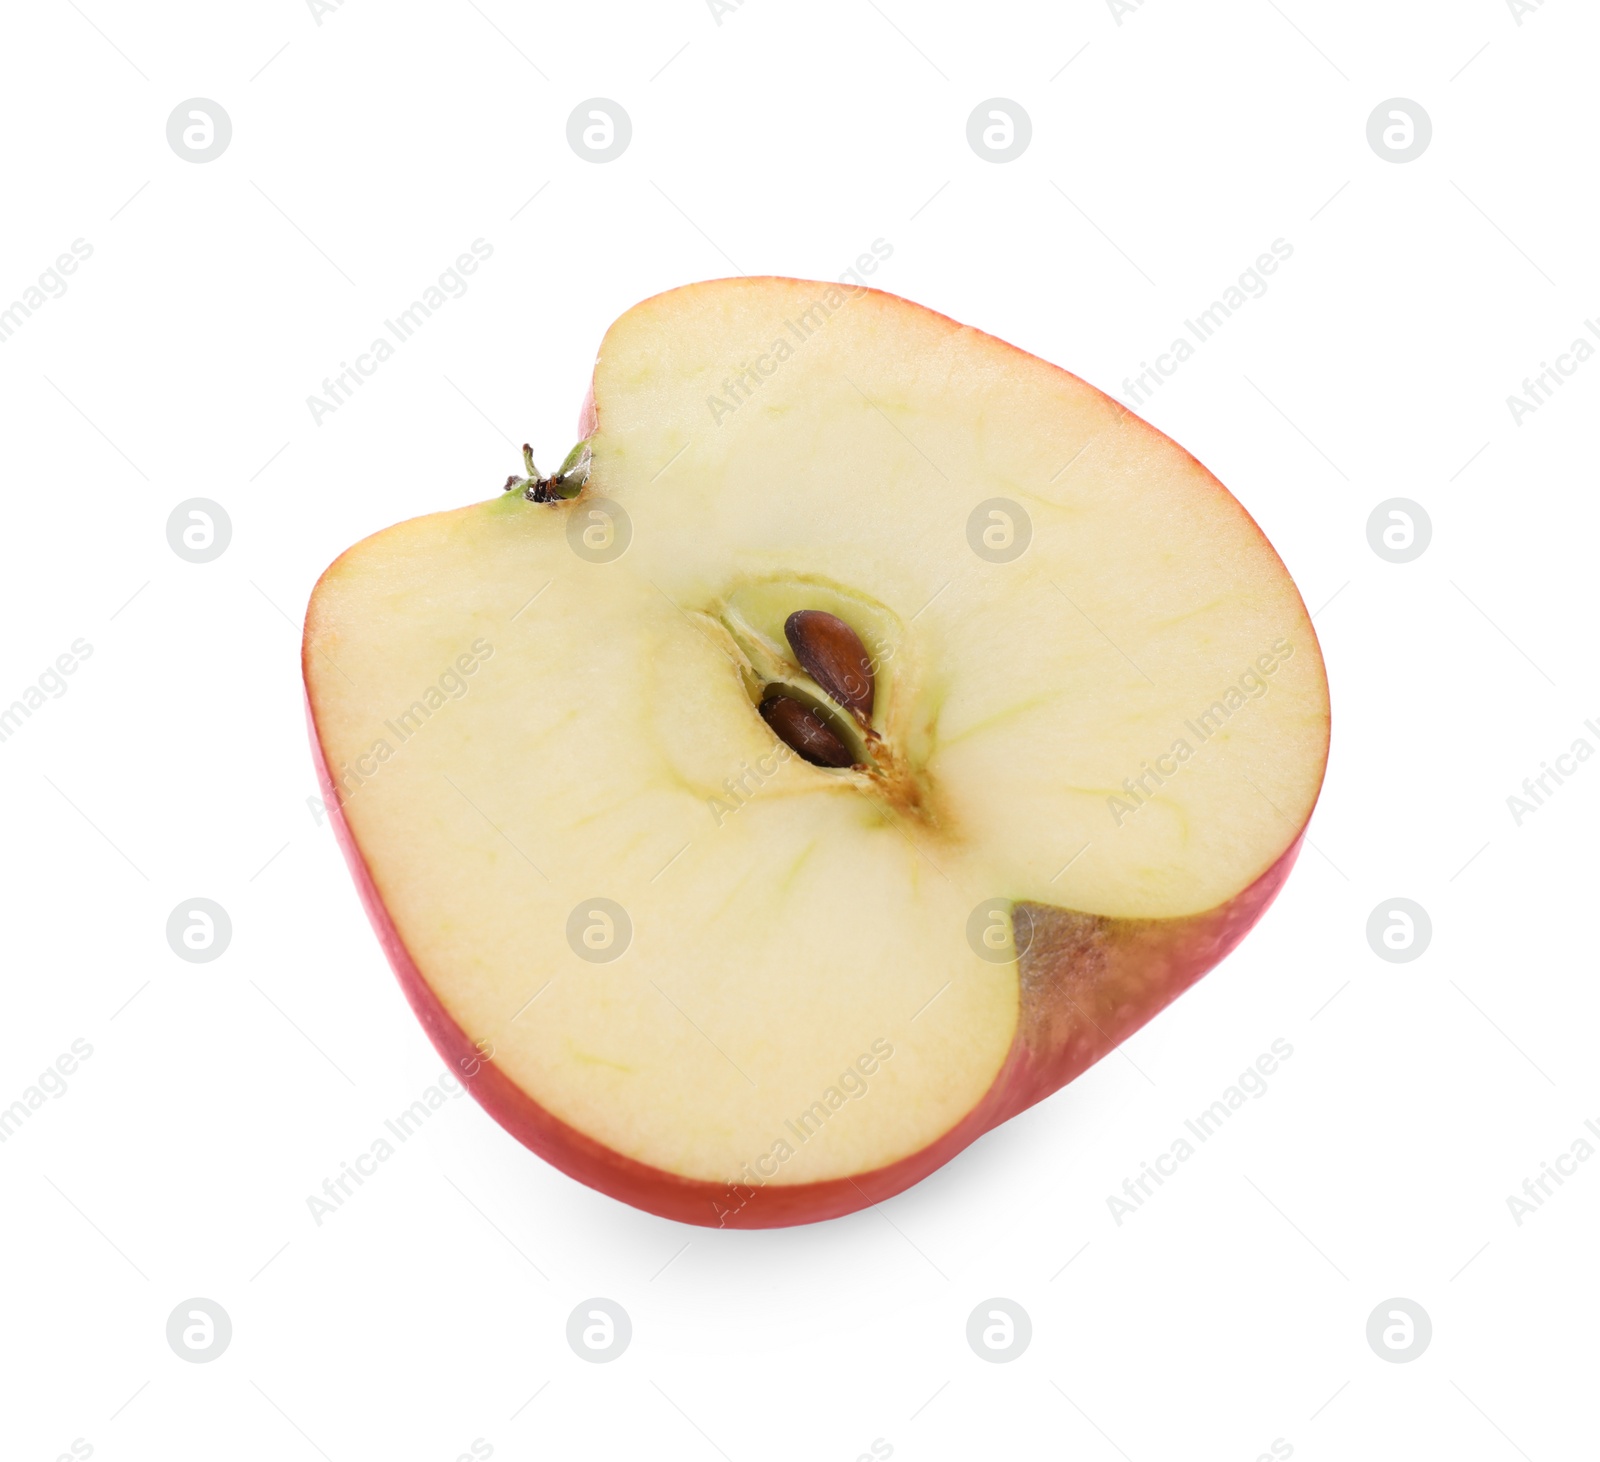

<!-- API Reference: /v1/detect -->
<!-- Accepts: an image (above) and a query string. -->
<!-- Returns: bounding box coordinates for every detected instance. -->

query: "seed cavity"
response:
[784,610,875,727]
[759,691,856,769]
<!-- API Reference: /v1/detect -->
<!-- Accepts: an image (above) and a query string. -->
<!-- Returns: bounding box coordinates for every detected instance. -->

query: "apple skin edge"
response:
[306,684,1305,1229]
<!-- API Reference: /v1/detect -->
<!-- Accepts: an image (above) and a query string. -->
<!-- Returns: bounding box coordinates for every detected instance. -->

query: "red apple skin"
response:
[308,280,1326,1227]
[308,685,1306,1228]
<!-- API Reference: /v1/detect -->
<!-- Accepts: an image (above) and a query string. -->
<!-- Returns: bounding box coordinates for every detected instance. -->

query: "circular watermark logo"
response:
[167,498,232,563]
[967,100,1031,163]
[566,498,631,563]
[567,99,631,162]
[166,899,232,964]
[966,1298,1031,1362]
[567,1298,631,1361]
[167,99,232,163]
[167,1298,232,1362]
[1366,1297,1431,1362]
[966,900,1035,964]
[966,498,1032,564]
[566,899,632,964]
[1366,899,1431,964]
[1366,498,1430,563]
[1366,99,1431,163]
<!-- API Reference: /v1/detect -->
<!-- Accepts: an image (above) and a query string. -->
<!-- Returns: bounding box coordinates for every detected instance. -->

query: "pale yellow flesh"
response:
[306,278,1328,1186]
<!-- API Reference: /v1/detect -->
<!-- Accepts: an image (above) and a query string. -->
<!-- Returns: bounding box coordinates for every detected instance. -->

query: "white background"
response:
[2,2,1596,1459]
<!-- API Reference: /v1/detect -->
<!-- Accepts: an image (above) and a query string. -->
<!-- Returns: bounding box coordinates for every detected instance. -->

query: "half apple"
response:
[303,277,1329,1227]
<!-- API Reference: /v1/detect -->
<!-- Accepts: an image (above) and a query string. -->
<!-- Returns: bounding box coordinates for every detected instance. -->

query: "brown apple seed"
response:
[758,692,856,769]
[784,610,875,726]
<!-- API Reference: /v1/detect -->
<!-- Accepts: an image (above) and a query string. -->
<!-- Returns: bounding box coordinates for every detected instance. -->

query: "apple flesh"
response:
[304,277,1329,1227]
